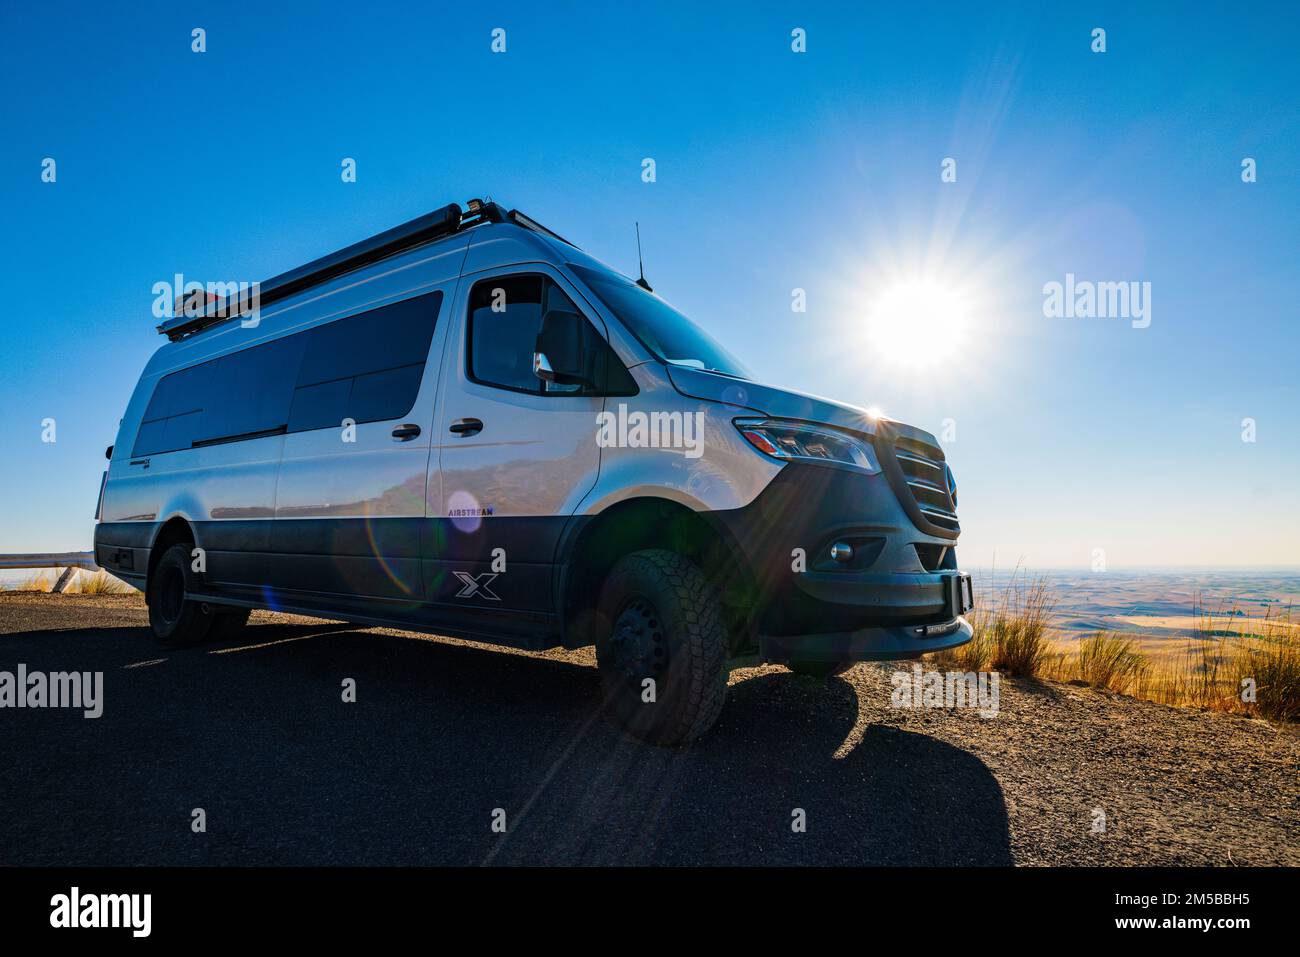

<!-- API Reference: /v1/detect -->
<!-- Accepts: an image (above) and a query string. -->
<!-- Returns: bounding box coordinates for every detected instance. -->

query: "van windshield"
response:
[570,263,751,380]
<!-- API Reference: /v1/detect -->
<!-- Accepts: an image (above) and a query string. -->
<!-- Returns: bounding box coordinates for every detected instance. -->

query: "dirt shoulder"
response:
[826,662,1298,865]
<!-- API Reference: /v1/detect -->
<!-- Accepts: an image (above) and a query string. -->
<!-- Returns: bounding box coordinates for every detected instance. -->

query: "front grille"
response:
[889,433,960,535]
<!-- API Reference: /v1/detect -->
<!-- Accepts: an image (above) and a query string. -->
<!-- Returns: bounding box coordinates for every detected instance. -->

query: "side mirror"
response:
[533,309,592,388]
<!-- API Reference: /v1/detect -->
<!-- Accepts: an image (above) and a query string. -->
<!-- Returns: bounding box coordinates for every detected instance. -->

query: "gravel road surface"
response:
[1,593,1295,866]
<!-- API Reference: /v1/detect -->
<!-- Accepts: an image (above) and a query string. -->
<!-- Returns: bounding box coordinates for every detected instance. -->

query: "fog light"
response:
[830,542,854,563]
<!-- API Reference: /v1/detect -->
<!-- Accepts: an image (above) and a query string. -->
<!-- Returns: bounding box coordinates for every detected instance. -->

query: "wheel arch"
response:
[554,496,758,654]
[145,515,197,602]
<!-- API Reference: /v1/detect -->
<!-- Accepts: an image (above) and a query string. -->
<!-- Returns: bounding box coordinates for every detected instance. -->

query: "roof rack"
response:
[508,209,577,248]
[157,197,536,341]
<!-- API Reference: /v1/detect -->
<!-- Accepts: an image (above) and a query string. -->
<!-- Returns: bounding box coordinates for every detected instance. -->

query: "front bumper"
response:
[761,614,974,664]
[793,568,973,623]
[711,461,975,660]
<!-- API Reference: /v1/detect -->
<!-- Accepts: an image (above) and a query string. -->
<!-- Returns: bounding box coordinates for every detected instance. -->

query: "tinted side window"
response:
[467,276,634,396]
[133,289,442,456]
[287,291,441,431]
[133,362,219,456]
[197,334,305,443]
[468,275,545,393]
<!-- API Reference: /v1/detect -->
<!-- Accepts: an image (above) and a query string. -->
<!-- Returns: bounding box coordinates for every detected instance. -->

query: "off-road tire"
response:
[147,543,212,647]
[595,549,728,746]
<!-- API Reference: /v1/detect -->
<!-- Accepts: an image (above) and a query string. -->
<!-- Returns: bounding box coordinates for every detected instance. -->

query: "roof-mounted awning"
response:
[156,200,511,341]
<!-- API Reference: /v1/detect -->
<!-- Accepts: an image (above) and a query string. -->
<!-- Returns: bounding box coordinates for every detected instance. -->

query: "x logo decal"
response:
[452,571,501,601]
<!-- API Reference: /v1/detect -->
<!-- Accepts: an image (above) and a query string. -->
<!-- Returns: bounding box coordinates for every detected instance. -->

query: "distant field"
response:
[972,568,1300,643]
[930,570,1300,722]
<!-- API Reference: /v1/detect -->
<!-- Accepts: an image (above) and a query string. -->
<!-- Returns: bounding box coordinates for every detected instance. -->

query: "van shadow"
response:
[487,671,1014,866]
[0,620,1012,866]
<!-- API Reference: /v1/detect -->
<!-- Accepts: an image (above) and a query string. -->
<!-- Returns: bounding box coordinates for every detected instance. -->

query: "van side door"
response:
[269,288,451,601]
[430,267,630,622]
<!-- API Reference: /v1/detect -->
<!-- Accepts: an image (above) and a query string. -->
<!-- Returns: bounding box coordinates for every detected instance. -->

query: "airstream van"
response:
[94,199,972,744]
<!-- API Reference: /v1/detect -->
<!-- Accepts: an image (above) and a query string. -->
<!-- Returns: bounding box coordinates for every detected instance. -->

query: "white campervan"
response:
[95,199,973,744]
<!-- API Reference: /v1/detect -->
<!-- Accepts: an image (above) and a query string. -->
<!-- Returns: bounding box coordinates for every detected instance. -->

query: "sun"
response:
[867,278,970,368]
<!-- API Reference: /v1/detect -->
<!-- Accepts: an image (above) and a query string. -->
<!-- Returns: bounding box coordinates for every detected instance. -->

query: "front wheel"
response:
[594,549,728,746]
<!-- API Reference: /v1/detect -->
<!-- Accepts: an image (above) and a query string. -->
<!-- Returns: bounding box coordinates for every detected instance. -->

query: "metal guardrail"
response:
[0,552,100,593]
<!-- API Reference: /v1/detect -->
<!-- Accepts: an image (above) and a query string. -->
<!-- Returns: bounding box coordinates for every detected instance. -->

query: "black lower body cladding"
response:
[94,461,972,663]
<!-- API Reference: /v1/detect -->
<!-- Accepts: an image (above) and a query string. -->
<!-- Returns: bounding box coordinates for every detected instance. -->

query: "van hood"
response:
[664,365,941,447]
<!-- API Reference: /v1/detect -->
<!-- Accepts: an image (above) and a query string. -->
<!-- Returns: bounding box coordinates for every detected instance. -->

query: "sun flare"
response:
[867,278,971,369]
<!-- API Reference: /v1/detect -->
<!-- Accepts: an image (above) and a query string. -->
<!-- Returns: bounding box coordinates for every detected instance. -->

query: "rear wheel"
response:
[595,549,728,746]
[786,660,854,679]
[148,543,211,647]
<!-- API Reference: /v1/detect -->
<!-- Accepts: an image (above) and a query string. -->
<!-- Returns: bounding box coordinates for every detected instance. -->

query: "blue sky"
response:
[1,1,1297,569]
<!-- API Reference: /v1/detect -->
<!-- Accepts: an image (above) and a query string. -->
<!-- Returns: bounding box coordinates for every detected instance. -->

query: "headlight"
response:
[734,418,880,474]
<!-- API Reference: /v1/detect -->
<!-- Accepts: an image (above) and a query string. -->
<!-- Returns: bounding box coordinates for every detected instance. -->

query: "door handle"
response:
[449,417,483,436]
[391,423,422,441]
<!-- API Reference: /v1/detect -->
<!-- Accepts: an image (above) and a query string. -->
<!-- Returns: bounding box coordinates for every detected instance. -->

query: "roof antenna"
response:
[635,222,653,292]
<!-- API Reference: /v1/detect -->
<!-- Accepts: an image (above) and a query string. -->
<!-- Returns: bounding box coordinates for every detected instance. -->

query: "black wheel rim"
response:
[157,563,184,626]
[609,596,666,682]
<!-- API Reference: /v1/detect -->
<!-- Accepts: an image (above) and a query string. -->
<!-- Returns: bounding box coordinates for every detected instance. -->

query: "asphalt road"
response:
[1,594,1295,866]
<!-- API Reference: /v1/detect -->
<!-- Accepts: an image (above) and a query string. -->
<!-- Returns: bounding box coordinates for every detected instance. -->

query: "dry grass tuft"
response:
[73,570,135,595]
[985,577,1054,676]
[15,571,56,592]
[1147,602,1300,723]
[1075,631,1149,694]
[932,581,1298,724]
[931,570,1053,677]
[10,568,135,595]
